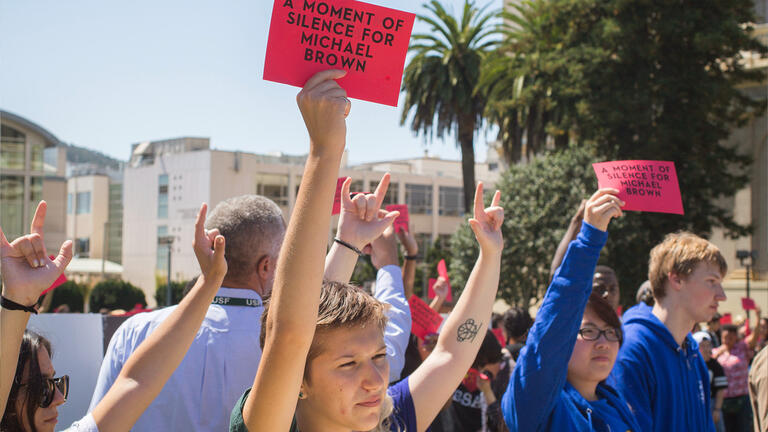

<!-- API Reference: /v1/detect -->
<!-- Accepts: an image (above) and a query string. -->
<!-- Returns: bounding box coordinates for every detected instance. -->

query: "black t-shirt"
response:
[446,383,484,432]
[505,343,524,361]
[707,358,728,396]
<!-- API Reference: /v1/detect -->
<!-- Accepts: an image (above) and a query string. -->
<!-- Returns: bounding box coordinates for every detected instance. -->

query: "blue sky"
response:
[0,0,500,164]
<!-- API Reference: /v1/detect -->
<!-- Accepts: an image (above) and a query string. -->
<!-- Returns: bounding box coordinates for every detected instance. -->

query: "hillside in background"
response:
[64,143,123,169]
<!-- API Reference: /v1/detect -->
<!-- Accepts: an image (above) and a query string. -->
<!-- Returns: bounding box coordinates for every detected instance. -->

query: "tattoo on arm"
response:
[457,319,482,342]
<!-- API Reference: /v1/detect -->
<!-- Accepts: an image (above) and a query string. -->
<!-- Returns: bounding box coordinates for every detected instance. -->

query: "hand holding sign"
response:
[593,160,684,215]
[386,204,409,233]
[297,70,350,153]
[0,201,73,306]
[264,0,415,106]
[428,276,452,302]
[583,188,624,232]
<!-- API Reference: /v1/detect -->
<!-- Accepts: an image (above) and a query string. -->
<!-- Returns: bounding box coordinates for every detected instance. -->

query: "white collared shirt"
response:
[374,265,412,383]
[88,287,264,432]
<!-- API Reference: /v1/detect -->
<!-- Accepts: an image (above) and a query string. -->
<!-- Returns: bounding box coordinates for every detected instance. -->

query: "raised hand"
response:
[433,277,450,300]
[192,203,227,280]
[369,225,399,270]
[0,201,73,306]
[396,226,418,256]
[296,70,350,156]
[583,188,624,232]
[336,174,399,249]
[468,183,504,255]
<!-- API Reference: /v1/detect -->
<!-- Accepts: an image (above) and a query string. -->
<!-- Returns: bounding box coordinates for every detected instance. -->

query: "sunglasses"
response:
[578,327,621,342]
[19,375,69,408]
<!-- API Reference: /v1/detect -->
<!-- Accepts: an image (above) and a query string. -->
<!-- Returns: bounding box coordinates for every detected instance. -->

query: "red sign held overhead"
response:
[332,177,347,215]
[592,160,684,215]
[264,0,416,106]
[742,297,756,311]
[409,295,443,340]
[385,204,409,233]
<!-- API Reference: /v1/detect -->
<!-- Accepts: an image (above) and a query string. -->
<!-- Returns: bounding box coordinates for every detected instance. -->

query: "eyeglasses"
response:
[578,327,621,342]
[19,375,69,408]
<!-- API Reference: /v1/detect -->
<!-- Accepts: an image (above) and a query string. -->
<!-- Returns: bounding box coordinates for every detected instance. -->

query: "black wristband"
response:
[334,238,364,257]
[1,296,38,314]
[405,255,419,260]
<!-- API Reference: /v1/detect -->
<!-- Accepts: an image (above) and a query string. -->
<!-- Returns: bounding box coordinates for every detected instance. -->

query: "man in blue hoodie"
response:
[610,232,728,431]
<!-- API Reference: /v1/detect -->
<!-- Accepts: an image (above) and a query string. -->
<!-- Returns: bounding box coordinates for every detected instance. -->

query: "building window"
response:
[350,180,366,193]
[30,143,44,172]
[0,176,24,240]
[158,174,169,218]
[0,125,25,170]
[256,174,289,206]
[439,186,464,216]
[76,191,91,214]
[28,177,42,221]
[75,237,90,258]
[405,184,432,215]
[157,225,170,272]
[415,233,432,256]
[371,180,398,206]
[67,193,73,214]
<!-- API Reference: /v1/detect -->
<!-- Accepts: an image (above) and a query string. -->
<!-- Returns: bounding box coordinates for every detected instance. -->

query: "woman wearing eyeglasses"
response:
[0,201,227,432]
[501,189,642,432]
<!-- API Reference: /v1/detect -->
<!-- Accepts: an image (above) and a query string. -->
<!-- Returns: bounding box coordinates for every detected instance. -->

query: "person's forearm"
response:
[715,390,725,410]
[481,386,497,404]
[429,296,445,312]
[402,258,416,299]
[92,274,222,430]
[324,242,358,283]
[0,310,32,416]
[246,149,342,431]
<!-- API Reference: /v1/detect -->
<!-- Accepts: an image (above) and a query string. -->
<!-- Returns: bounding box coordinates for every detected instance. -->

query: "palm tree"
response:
[401,0,499,213]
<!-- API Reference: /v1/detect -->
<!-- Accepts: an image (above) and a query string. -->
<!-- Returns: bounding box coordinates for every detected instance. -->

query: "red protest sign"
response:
[427,277,453,302]
[436,259,453,301]
[264,0,416,106]
[409,295,443,340]
[332,177,346,215]
[385,204,409,232]
[492,328,505,345]
[742,297,756,311]
[592,160,683,215]
[720,313,732,325]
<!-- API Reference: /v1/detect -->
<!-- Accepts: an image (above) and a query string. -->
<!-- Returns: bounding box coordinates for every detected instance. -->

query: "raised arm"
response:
[396,227,419,300]
[0,202,72,417]
[369,226,412,382]
[91,203,226,431]
[408,183,504,431]
[241,70,349,432]
[504,189,622,431]
[323,173,397,283]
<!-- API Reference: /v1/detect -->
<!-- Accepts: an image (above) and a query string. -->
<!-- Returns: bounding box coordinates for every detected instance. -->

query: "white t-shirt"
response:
[63,413,97,432]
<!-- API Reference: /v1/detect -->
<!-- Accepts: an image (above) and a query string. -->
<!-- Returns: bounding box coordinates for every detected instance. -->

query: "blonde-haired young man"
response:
[610,232,727,432]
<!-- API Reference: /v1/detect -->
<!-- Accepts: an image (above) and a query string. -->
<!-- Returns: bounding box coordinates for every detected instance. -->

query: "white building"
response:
[121,137,501,305]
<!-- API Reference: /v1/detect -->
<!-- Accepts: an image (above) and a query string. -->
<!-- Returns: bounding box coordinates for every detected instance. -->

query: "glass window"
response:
[0,176,24,240]
[157,225,170,272]
[405,184,432,215]
[158,175,169,218]
[0,141,25,170]
[371,180,398,206]
[30,144,44,172]
[28,177,42,223]
[415,233,432,256]
[256,174,289,206]
[439,186,464,217]
[67,193,73,214]
[350,180,366,193]
[76,237,90,257]
[76,191,91,214]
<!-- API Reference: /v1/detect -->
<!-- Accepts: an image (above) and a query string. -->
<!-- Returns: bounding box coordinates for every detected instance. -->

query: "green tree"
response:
[449,146,596,307]
[89,279,147,312]
[401,0,499,212]
[48,281,87,313]
[155,280,189,306]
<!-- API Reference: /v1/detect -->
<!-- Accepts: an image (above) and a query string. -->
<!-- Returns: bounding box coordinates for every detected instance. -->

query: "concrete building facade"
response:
[121,137,501,305]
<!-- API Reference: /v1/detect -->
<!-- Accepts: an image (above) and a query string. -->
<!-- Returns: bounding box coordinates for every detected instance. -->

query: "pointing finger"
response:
[372,173,390,209]
[30,201,47,237]
[473,182,485,221]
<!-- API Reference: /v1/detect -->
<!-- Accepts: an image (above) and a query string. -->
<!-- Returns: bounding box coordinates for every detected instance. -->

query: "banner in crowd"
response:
[264,0,416,106]
[592,160,684,215]
[386,204,409,232]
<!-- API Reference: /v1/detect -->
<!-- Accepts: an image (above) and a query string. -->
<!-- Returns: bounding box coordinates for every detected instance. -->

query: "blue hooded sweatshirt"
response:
[609,303,714,432]
[501,222,642,432]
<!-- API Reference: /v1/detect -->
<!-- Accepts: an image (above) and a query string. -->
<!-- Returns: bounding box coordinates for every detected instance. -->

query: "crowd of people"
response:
[0,70,766,431]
